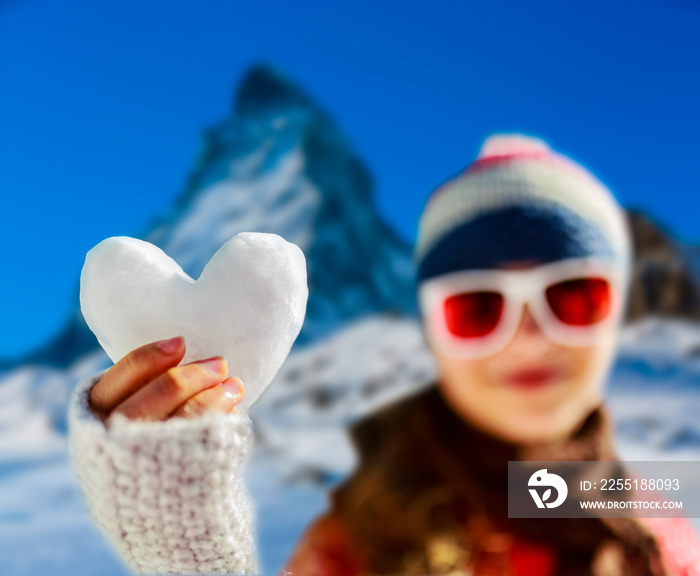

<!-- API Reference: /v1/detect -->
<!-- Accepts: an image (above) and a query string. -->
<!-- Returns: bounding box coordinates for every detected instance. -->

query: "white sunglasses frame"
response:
[418,257,625,359]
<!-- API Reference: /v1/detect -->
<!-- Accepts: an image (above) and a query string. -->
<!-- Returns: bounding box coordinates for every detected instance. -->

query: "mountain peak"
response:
[234,63,315,117]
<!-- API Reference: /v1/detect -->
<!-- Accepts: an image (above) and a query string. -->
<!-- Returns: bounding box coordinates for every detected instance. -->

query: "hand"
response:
[88,336,245,422]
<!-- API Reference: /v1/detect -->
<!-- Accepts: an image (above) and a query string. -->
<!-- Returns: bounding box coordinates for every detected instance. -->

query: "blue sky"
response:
[1,0,699,358]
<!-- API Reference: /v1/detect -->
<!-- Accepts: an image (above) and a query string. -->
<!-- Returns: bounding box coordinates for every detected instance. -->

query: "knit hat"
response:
[414,134,633,286]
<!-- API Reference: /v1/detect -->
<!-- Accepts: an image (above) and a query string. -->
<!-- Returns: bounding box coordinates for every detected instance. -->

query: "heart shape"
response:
[80,232,308,411]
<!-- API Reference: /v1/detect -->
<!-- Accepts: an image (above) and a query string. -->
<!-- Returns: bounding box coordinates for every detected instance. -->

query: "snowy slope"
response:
[2,317,700,576]
[610,318,700,461]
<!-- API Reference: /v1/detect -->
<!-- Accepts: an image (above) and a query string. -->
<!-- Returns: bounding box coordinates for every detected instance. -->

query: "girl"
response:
[68,135,700,575]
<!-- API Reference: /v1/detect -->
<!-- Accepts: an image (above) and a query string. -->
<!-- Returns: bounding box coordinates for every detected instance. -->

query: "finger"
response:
[90,336,186,415]
[110,357,229,422]
[169,377,245,419]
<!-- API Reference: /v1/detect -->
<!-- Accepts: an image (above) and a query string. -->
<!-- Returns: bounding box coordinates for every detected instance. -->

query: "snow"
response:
[148,147,322,281]
[79,233,308,411]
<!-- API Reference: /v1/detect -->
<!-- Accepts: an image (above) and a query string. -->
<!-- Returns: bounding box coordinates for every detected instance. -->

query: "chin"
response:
[495,404,592,445]
[496,421,569,445]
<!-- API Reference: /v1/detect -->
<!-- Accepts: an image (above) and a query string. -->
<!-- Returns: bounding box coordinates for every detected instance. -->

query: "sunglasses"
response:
[418,258,624,359]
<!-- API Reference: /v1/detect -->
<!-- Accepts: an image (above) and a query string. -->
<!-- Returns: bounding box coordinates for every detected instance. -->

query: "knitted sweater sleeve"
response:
[67,373,258,575]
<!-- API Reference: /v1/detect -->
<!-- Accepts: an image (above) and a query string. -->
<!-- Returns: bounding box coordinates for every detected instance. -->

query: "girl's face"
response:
[429,261,621,446]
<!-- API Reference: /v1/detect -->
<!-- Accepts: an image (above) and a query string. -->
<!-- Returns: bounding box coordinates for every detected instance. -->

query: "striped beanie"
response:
[415,134,632,285]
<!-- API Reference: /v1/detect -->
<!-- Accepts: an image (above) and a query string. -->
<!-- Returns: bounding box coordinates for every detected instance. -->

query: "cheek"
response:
[566,338,617,395]
[433,355,498,421]
[438,356,489,394]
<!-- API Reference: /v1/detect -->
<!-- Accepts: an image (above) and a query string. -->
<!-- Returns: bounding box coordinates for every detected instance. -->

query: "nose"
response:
[518,304,544,334]
[504,303,556,355]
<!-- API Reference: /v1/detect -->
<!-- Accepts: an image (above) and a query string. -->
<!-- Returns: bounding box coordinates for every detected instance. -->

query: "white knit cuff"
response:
[67,374,259,575]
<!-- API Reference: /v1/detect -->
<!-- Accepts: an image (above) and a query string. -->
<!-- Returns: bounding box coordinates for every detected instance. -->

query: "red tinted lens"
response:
[444,291,504,337]
[545,277,611,326]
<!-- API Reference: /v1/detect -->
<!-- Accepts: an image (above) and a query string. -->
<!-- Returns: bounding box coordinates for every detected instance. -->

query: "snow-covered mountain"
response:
[0,64,431,432]
[1,65,699,575]
[12,65,415,371]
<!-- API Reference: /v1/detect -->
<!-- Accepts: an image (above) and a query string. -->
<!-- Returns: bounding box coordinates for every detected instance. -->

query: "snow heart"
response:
[80,233,308,411]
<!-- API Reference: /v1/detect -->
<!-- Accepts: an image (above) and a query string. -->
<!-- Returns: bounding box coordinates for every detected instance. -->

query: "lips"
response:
[503,366,561,388]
